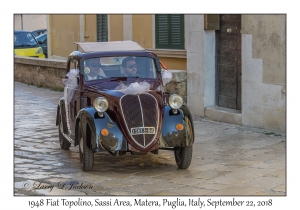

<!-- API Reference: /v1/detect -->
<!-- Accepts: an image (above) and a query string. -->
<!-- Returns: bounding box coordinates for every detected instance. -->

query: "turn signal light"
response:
[176,123,184,131]
[101,129,109,136]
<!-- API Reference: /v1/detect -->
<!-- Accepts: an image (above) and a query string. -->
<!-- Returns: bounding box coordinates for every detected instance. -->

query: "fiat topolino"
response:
[56,41,194,171]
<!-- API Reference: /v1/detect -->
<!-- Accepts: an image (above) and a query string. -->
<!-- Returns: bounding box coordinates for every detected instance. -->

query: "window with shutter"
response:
[155,14,184,49]
[97,14,108,42]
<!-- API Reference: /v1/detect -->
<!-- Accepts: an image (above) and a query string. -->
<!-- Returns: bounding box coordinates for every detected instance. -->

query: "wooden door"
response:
[216,14,241,110]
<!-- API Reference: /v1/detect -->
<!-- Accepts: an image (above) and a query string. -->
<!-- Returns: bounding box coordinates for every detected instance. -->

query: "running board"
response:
[62,132,75,144]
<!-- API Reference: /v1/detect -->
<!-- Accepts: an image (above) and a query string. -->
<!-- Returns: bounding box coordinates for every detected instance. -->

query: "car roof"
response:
[75,41,146,53]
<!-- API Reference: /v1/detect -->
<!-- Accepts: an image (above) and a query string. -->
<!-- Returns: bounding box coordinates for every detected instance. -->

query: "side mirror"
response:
[38,40,43,44]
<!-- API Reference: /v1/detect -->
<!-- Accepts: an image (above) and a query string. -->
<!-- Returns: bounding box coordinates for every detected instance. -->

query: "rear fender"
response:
[75,107,126,152]
[160,105,194,147]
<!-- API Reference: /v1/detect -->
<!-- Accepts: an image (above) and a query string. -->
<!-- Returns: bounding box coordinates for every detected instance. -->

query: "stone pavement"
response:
[14,82,286,196]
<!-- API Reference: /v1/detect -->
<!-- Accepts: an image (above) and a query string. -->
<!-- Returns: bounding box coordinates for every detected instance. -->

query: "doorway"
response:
[216,14,241,110]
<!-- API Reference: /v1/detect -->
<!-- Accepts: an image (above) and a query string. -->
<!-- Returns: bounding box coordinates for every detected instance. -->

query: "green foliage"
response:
[264,132,282,137]
[51,87,64,92]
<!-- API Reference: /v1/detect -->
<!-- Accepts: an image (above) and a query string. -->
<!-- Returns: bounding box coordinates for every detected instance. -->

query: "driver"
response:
[84,58,106,81]
[122,57,138,76]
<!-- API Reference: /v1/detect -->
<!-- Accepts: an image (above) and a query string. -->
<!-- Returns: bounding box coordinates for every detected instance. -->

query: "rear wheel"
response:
[58,109,71,150]
[78,122,94,171]
[174,145,193,169]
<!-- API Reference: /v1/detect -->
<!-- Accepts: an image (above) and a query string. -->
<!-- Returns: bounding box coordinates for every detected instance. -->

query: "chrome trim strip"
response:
[64,99,71,135]
[137,95,146,146]
[62,132,75,144]
[143,93,160,148]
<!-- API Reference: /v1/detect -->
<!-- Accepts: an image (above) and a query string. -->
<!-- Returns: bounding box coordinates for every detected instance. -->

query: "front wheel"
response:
[78,122,94,171]
[174,145,193,169]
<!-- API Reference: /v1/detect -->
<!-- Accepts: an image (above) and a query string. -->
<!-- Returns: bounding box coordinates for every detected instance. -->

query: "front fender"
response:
[56,97,64,126]
[75,107,126,152]
[56,97,68,133]
[160,105,194,147]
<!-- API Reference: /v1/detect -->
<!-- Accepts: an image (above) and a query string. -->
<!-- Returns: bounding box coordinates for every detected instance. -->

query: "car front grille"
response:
[120,93,159,149]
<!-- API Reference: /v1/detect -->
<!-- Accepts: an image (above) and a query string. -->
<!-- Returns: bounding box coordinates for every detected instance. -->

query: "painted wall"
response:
[51,15,80,57]
[84,15,97,42]
[14,14,46,31]
[242,15,286,132]
[48,14,187,70]
[119,14,186,71]
[109,15,123,41]
[132,15,152,49]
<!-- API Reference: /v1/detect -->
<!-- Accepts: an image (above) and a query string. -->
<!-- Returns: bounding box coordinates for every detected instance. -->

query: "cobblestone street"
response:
[14,82,286,196]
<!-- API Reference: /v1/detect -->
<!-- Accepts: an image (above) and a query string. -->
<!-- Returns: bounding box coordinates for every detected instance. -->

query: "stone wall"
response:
[14,57,187,101]
[14,57,66,91]
[165,70,187,102]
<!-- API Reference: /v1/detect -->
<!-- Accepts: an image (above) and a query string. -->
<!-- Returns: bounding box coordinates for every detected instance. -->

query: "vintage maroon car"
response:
[56,41,194,171]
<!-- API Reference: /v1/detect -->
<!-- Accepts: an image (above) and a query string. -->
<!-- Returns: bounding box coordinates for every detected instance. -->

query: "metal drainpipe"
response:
[46,15,52,59]
[21,14,23,30]
[80,15,85,42]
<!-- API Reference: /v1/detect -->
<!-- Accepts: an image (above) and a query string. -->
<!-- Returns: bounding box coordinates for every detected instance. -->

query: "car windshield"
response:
[83,56,158,81]
[14,32,39,48]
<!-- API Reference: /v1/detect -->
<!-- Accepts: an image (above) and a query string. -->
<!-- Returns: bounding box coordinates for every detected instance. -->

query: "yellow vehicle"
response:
[14,30,45,58]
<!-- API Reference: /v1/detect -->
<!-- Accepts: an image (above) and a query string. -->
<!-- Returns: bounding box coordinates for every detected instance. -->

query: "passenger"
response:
[122,57,138,76]
[84,58,106,81]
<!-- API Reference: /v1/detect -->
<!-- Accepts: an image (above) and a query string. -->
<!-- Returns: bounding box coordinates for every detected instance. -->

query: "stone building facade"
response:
[44,14,286,132]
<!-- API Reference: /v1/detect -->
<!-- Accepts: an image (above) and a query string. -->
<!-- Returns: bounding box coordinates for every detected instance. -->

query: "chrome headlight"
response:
[169,94,183,109]
[35,47,43,54]
[93,97,109,112]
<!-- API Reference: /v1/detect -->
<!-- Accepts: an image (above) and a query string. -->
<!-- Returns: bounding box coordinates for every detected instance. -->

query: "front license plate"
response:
[131,127,155,135]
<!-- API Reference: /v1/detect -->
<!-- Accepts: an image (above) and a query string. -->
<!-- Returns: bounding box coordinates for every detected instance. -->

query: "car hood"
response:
[14,47,40,56]
[86,80,163,152]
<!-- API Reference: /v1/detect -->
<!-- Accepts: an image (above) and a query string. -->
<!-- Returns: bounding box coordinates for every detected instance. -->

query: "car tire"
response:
[78,122,94,171]
[174,145,193,169]
[58,109,71,150]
